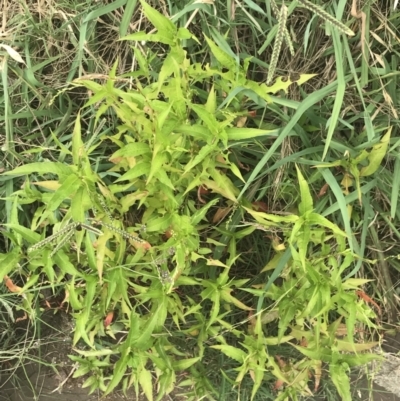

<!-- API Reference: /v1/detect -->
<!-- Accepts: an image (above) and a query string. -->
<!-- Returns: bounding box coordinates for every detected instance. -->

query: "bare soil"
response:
[1,311,400,401]
[0,310,140,401]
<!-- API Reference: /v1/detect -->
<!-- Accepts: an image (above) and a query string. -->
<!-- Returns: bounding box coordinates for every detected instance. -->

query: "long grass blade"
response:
[120,0,138,37]
[237,80,340,200]
[323,30,345,161]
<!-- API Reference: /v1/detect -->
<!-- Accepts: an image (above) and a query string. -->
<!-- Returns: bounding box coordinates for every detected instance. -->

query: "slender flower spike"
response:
[267,4,288,85]
[298,0,355,36]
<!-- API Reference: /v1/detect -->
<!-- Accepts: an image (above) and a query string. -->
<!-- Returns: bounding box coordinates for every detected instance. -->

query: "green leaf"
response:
[244,207,299,224]
[116,162,151,182]
[329,362,351,401]
[206,168,240,202]
[145,214,172,233]
[1,162,72,177]
[205,85,216,114]
[147,151,167,185]
[54,251,81,276]
[104,347,130,396]
[133,46,149,76]
[278,302,297,341]
[307,213,347,237]
[85,231,98,272]
[121,32,173,45]
[72,364,91,378]
[210,345,246,362]
[43,251,55,284]
[0,248,21,280]
[47,173,81,212]
[111,143,151,158]
[154,168,175,190]
[346,301,357,347]
[158,52,178,90]
[360,127,391,176]
[71,186,86,223]
[139,368,153,401]
[66,281,83,309]
[176,27,193,40]
[296,164,313,214]
[220,289,252,311]
[171,357,201,370]
[291,343,333,362]
[191,198,219,225]
[204,35,237,71]
[140,0,176,38]
[191,104,218,132]
[72,112,84,166]
[157,103,173,131]
[229,162,245,183]
[73,348,115,358]
[184,144,216,174]
[133,308,161,350]
[73,312,92,347]
[5,224,40,245]
[81,375,97,389]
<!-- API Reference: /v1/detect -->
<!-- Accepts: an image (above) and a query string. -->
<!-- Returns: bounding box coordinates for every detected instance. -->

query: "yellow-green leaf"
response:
[360,127,392,176]
[296,164,313,214]
[139,368,153,401]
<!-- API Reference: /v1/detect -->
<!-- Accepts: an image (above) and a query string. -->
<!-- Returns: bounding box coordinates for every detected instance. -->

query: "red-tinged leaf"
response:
[248,310,256,331]
[274,378,285,390]
[212,206,232,223]
[300,336,308,347]
[131,239,152,250]
[275,355,286,369]
[15,313,27,323]
[164,228,174,239]
[313,360,322,392]
[197,186,209,204]
[4,275,23,294]
[104,311,114,327]
[252,201,268,212]
[355,290,381,315]
[109,156,124,164]
[236,116,247,128]
[317,182,329,197]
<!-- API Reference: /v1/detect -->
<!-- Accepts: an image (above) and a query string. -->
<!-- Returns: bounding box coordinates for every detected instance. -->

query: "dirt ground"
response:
[0,307,193,401]
[0,310,146,401]
[1,311,400,401]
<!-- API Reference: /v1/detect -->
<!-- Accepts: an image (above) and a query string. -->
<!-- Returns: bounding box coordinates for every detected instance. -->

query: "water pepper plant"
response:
[0,2,381,400]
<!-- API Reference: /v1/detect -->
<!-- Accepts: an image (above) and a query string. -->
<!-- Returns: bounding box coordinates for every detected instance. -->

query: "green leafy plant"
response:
[0,2,383,400]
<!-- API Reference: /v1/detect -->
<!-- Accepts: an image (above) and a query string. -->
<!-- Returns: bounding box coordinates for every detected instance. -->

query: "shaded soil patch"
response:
[0,310,137,401]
